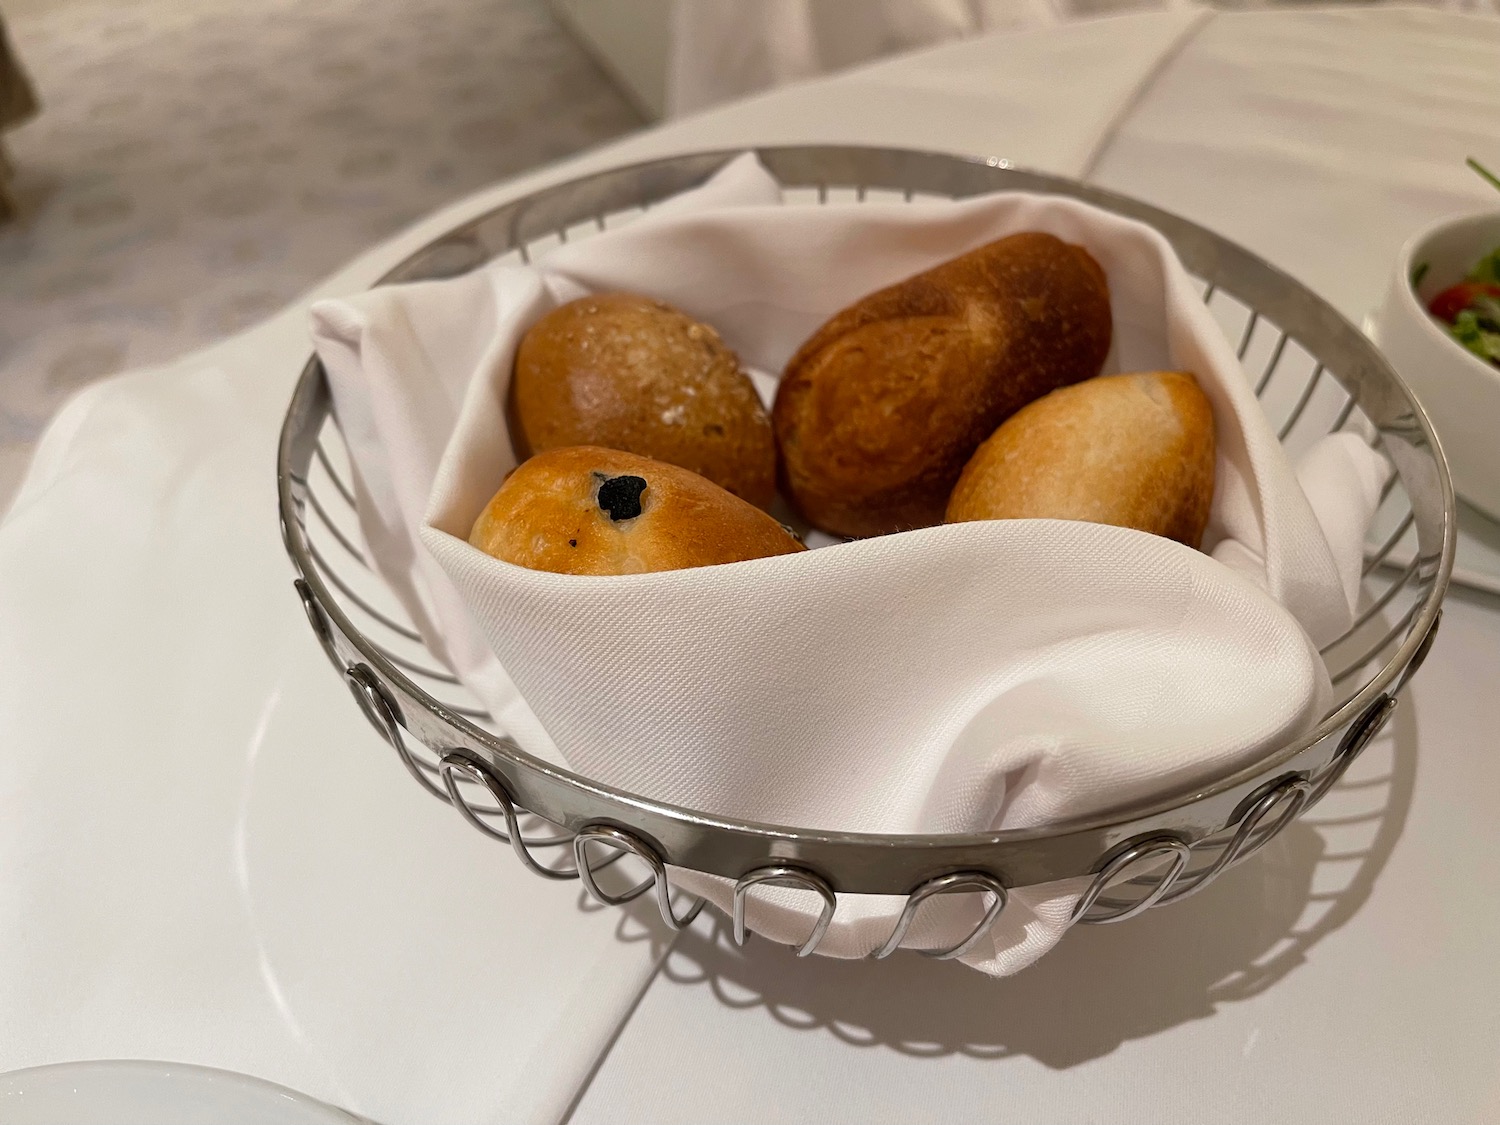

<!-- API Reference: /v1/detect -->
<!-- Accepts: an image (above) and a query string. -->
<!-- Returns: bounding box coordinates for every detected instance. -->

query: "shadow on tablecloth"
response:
[651,697,1417,1067]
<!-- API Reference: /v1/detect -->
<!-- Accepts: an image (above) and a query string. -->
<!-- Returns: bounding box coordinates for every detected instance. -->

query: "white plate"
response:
[0,1061,366,1125]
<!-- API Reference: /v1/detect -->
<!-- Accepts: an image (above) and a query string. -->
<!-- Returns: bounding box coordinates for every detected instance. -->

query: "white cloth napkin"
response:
[314,152,1384,976]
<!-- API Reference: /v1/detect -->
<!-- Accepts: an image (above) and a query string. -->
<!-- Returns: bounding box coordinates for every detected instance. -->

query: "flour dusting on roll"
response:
[511,293,777,509]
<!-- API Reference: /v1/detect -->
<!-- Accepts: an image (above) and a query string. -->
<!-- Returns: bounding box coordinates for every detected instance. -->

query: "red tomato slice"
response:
[1428,281,1500,322]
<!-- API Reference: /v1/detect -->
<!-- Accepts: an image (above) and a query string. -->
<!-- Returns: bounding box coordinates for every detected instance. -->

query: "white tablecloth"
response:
[3,7,1499,1124]
[663,0,1500,116]
[577,9,1500,1123]
[574,593,1500,1124]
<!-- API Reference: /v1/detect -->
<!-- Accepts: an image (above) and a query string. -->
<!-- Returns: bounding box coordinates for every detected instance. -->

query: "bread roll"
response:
[469,446,804,575]
[511,293,777,509]
[773,232,1113,537]
[945,370,1216,548]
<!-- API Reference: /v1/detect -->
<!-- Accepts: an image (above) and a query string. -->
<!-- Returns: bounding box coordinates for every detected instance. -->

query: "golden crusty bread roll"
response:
[511,293,777,509]
[469,446,804,575]
[945,370,1216,548]
[773,232,1113,538]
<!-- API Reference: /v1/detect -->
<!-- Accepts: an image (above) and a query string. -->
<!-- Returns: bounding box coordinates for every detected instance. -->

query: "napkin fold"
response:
[313,153,1385,975]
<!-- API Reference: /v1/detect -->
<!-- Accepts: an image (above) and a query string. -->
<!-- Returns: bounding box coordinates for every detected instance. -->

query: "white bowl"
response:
[1370,210,1500,521]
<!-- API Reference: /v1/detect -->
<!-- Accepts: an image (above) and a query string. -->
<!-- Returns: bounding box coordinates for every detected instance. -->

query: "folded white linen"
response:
[312,153,1385,975]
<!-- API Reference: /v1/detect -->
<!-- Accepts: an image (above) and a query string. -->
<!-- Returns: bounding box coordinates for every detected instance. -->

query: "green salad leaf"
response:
[1450,309,1500,364]
[1469,157,1500,194]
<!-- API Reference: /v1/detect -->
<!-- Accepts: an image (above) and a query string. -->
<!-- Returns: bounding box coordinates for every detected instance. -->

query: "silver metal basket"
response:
[277,145,1454,960]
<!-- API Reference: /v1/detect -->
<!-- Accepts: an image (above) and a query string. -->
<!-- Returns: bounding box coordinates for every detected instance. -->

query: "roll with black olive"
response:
[468,446,804,575]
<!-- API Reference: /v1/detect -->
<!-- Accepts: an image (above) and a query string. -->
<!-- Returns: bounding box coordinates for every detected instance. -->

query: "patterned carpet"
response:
[0,0,641,502]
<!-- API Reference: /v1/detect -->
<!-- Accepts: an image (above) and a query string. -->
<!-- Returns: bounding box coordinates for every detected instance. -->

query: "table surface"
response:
[3,7,1500,1124]
[572,12,1500,1122]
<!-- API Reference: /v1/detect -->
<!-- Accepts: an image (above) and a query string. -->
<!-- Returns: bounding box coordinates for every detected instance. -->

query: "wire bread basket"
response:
[277,145,1454,960]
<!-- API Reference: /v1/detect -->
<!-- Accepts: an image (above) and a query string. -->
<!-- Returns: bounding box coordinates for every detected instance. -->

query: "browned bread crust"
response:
[773,232,1113,537]
[469,445,804,575]
[511,293,777,509]
[945,370,1216,548]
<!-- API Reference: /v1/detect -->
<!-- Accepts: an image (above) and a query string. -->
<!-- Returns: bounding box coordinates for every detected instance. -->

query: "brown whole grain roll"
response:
[773,232,1113,537]
[511,293,777,509]
[469,446,804,576]
[945,370,1216,548]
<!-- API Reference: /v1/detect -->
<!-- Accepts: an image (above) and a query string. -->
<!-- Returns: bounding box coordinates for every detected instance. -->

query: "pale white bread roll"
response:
[946,370,1215,548]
